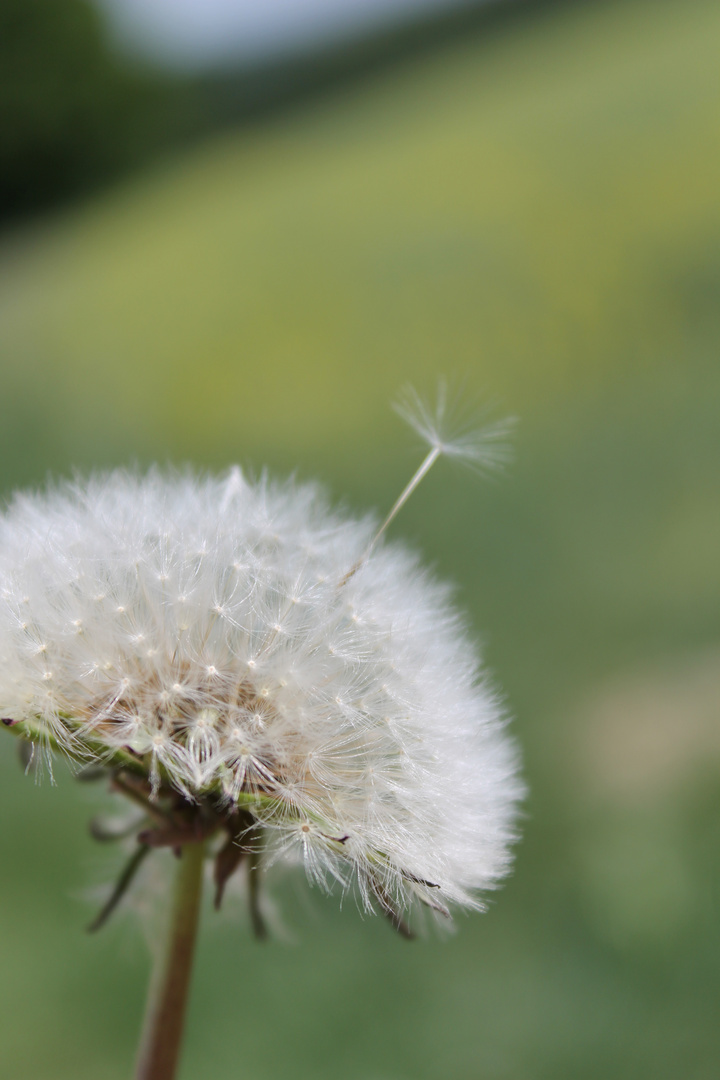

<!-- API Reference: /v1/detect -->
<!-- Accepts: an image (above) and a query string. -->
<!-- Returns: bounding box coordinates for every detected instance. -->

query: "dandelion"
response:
[0,388,522,1080]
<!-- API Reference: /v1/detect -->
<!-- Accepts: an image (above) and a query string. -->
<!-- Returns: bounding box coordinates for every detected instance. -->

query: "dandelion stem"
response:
[135,841,205,1080]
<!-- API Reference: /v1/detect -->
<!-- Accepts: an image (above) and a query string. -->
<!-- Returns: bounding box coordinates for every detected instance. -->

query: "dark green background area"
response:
[1,0,720,1076]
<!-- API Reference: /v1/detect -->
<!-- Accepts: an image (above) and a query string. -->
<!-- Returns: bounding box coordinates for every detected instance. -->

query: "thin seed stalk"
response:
[135,841,205,1080]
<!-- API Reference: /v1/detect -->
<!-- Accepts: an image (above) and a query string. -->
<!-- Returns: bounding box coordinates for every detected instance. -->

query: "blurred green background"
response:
[1,0,720,1077]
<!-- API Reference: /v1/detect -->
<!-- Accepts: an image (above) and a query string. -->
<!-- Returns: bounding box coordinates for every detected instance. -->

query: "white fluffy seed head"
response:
[0,457,522,918]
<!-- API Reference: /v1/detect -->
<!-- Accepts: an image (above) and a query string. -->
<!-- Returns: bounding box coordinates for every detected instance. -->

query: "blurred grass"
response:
[1,0,720,1077]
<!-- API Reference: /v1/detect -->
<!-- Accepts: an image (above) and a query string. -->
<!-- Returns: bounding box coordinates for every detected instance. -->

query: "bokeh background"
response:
[1,0,719,1077]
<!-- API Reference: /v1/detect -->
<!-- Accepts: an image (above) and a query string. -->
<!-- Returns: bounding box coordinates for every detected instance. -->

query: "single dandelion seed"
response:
[341,382,515,583]
[393,379,516,473]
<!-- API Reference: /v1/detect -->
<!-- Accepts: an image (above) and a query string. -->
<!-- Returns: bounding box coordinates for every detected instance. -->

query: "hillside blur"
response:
[0,0,188,223]
[0,0,575,226]
[1,0,719,1078]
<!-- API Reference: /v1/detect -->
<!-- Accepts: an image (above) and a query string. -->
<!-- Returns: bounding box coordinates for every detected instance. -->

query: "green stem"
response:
[135,842,205,1080]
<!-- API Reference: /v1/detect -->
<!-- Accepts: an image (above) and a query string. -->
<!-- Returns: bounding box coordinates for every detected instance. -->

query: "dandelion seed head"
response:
[0,442,522,919]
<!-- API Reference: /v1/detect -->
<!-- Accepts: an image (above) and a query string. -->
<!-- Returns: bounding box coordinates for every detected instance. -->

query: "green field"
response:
[1,0,720,1077]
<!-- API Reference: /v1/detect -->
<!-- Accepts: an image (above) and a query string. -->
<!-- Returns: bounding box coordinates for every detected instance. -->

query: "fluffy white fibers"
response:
[0,452,522,919]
